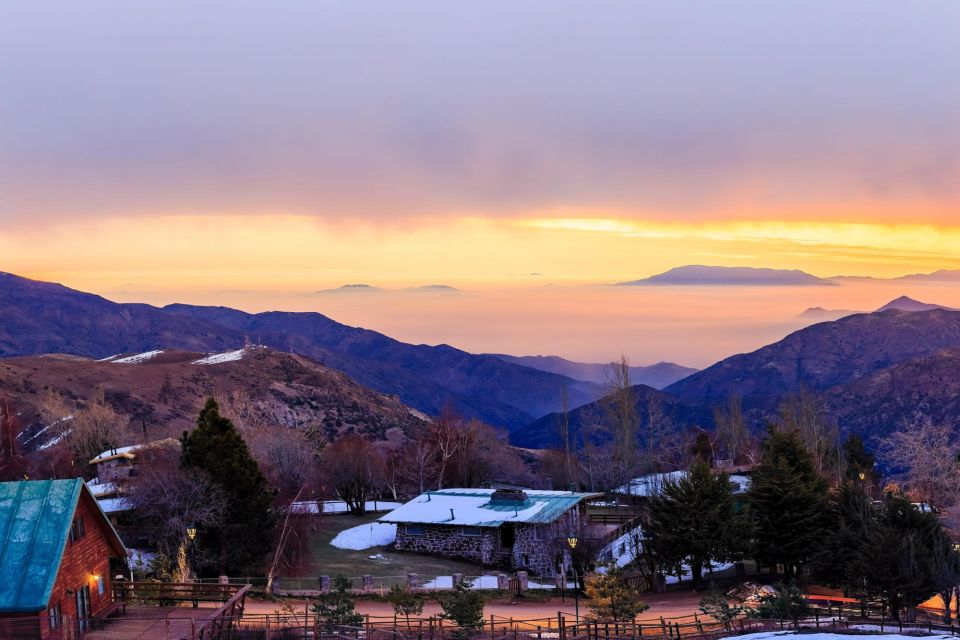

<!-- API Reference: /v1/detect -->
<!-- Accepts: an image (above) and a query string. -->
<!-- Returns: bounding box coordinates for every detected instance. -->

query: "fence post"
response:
[660,616,667,639]
[190,619,196,640]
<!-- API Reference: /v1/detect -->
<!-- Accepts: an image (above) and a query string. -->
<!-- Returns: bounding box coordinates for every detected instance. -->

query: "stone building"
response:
[380,488,600,577]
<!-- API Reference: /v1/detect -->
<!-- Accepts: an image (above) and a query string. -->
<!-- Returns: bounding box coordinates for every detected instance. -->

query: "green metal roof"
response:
[0,479,84,613]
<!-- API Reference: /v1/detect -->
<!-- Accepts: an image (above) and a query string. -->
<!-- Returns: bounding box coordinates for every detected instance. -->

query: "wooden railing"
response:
[112,581,240,607]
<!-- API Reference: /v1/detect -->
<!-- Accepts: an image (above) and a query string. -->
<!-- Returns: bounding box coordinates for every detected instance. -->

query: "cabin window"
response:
[97,575,106,596]
[462,526,482,537]
[69,516,86,543]
[521,554,530,566]
[48,602,61,629]
[406,525,426,536]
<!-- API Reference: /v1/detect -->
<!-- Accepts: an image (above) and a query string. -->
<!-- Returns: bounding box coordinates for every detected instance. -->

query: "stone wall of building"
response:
[394,524,499,565]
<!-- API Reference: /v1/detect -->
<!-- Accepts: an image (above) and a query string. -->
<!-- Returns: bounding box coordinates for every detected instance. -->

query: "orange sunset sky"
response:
[2,2,959,366]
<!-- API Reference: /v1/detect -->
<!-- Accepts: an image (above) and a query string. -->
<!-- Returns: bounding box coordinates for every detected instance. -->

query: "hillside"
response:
[665,308,960,413]
[1,347,427,451]
[825,348,960,438]
[0,272,602,430]
[490,354,696,389]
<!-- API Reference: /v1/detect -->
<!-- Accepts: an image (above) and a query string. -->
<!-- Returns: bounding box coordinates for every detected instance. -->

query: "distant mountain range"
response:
[489,354,696,389]
[796,296,957,322]
[2,348,428,450]
[520,302,960,447]
[619,265,960,288]
[617,265,836,287]
[0,272,600,430]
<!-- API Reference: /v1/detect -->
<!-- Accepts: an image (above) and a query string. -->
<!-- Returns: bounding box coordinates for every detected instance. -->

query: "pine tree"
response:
[842,434,877,485]
[646,461,747,588]
[584,564,649,621]
[748,428,829,578]
[810,483,874,593]
[438,578,485,637]
[854,496,958,621]
[181,398,276,576]
[312,575,364,627]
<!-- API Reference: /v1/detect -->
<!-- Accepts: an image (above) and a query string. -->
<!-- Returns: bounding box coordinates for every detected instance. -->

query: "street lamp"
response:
[567,534,580,625]
[186,524,197,541]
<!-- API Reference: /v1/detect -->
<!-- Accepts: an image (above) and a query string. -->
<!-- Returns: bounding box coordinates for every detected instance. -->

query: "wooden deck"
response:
[82,605,219,640]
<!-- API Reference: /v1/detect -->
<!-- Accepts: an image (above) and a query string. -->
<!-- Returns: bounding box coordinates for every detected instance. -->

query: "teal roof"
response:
[380,488,601,527]
[0,479,95,613]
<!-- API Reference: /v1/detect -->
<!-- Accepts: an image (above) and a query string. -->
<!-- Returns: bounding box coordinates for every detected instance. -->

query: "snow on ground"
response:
[38,431,68,450]
[422,575,501,590]
[112,350,164,364]
[22,415,73,444]
[96,354,120,362]
[288,500,402,515]
[331,523,397,550]
[192,348,246,365]
[664,561,734,584]
[729,633,952,640]
[128,548,157,572]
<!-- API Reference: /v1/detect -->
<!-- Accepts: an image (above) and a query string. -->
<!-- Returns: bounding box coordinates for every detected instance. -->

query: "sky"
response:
[2,2,959,365]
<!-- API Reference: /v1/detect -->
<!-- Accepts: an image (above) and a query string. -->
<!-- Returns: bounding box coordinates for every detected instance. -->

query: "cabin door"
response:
[500,524,515,549]
[76,585,91,632]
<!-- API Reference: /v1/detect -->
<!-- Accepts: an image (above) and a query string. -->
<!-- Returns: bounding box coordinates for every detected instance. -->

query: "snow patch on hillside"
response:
[193,349,246,365]
[331,523,397,550]
[112,350,164,364]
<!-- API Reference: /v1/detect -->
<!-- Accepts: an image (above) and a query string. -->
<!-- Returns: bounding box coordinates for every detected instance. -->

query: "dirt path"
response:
[246,591,703,622]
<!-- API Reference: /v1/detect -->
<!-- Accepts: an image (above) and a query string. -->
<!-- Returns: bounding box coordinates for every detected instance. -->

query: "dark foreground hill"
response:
[0,272,602,429]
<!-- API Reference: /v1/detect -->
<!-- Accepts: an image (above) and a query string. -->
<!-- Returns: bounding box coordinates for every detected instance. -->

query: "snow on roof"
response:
[89,438,180,465]
[111,350,164,364]
[379,488,599,527]
[98,496,133,514]
[192,348,246,365]
[86,480,120,498]
[616,471,751,497]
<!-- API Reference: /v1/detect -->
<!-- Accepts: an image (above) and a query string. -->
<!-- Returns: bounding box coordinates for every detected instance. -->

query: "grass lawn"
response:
[302,512,489,582]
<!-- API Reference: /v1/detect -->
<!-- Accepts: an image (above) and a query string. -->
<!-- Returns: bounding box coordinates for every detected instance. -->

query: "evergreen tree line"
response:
[643,428,960,622]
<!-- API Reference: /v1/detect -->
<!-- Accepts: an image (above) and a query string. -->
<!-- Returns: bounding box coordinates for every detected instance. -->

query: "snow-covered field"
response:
[331,523,397,550]
[289,500,402,515]
[111,350,165,364]
[193,348,246,365]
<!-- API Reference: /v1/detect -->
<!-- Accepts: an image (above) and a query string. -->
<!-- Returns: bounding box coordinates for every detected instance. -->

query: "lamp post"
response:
[567,533,580,625]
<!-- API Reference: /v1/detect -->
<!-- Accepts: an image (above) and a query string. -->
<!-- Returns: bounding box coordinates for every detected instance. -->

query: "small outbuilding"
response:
[380,488,600,577]
[0,479,127,639]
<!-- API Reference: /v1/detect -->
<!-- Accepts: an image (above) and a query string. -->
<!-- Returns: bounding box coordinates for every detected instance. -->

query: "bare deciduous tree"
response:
[880,419,960,509]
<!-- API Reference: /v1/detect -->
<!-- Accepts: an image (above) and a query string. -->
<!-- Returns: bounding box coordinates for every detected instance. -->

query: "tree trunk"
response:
[691,563,703,590]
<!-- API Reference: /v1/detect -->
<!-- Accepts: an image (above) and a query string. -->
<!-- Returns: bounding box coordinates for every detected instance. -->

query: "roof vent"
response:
[491,489,528,504]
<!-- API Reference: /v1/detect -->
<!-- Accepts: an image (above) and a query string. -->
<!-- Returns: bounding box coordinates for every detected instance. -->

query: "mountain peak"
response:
[617,265,835,287]
[875,296,956,313]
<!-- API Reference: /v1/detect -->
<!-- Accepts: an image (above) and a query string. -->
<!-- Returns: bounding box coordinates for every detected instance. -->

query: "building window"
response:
[48,602,61,629]
[461,526,482,537]
[97,575,106,597]
[521,554,530,566]
[531,527,543,541]
[69,516,86,543]
[406,524,426,536]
